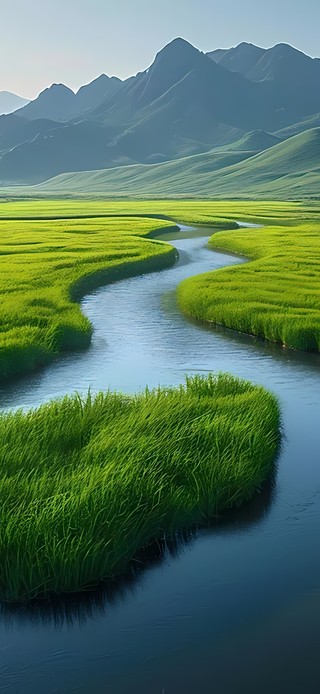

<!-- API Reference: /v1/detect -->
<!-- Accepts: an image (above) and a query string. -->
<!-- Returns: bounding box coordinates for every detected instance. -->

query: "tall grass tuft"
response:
[0,374,280,602]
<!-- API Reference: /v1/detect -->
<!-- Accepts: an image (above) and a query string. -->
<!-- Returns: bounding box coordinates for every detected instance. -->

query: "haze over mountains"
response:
[1,37,320,196]
[37,128,320,199]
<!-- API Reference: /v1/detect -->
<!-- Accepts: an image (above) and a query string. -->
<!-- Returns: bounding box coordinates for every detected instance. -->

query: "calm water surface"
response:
[0,226,320,693]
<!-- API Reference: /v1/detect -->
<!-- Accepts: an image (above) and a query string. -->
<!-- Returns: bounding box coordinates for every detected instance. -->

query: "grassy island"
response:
[0,374,280,602]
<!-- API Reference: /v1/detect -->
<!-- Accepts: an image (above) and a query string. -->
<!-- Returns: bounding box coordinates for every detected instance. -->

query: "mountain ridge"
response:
[1,37,320,186]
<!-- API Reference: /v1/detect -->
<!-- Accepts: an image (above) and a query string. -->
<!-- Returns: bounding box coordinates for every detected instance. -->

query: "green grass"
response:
[0,373,280,602]
[0,197,302,225]
[0,215,177,381]
[178,212,320,352]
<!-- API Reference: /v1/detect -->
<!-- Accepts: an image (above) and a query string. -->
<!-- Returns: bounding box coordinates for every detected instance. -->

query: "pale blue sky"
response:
[2,0,320,98]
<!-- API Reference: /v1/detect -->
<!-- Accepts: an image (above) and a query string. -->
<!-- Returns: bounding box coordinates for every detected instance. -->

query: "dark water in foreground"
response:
[1,226,320,693]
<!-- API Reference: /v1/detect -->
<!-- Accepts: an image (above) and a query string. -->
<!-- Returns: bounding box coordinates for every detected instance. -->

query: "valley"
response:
[1,21,320,693]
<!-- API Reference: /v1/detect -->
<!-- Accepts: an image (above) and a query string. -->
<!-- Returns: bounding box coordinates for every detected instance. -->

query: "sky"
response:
[2,0,320,99]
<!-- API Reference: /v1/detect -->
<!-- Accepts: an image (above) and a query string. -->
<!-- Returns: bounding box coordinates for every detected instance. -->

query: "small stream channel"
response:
[0,225,320,693]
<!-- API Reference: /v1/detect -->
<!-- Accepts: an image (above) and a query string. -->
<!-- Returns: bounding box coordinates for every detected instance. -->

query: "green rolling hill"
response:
[34,128,320,199]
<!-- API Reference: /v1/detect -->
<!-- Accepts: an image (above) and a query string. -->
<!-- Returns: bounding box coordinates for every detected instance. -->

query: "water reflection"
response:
[0,473,276,629]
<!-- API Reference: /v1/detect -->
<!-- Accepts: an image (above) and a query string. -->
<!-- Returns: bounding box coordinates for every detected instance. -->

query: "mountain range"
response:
[1,37,320,195]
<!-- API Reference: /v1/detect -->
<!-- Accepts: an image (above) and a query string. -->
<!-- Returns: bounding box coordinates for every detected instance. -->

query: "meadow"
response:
[0,373,280,601]
[178,208,320,352]
[0,197,304,224]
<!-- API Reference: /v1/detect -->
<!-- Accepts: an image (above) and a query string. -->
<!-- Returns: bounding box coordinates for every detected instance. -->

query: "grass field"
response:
[178,207,320,352]
[0,373,280,602]
[0,198,301,224]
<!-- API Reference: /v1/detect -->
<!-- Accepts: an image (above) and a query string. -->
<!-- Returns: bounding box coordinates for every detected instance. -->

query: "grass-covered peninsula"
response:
[178,204,320,352]
[0,213,177,381]
[0,374,280,602]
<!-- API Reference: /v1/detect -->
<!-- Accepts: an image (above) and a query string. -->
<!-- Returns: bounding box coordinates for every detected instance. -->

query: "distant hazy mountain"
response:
[207,41,320,81]
[17,84,76,121]
[72,74,122,117]
[39,128,320,200]
[0,91,30,115]
[208,42,320,123]
[207,43,265,77]
[15,75,122,122]
[1,37,320,185]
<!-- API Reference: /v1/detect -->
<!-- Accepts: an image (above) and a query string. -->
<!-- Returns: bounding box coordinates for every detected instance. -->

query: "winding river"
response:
[1,225,320,693]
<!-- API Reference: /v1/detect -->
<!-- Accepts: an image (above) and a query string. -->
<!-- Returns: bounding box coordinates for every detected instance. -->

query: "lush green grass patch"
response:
[0,215,177,381]
[178,211,320,352]
[0,373,280,602]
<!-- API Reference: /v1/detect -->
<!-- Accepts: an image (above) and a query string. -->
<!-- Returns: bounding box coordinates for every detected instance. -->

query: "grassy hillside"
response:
[275,112,320,138]
[32,128,320,199]
[0,374,280,601]
[213,129,281,152]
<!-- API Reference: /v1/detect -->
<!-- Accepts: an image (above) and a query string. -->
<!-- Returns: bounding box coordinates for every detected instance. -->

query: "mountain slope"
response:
[208,41,320,82]
[14,76,122,123]
[0,120,133,184]
[208,42,320,128]
[0,91,30,115]
[17,84,76,121]
[207,43,265,77]
[276,112,320,138]
[72,75,122,117]
[90,37,261,130]
[213,130,281,152]
[37,128,320,199]
[0,114,65,154]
